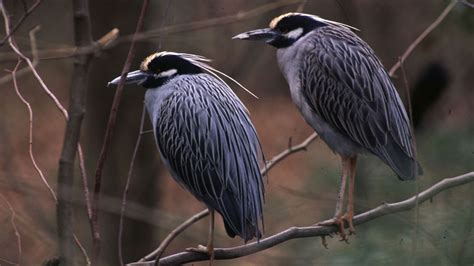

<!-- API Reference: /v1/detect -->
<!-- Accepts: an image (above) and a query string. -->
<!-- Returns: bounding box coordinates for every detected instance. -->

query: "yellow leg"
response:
[186,208,215,265]
[207,209,215,265]
[343,156,357,235]
[318,157,350,241]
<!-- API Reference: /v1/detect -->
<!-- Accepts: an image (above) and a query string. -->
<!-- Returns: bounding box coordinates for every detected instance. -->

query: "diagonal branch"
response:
[118,105,147,266]
[123,171,474,265]
[91,0,150,262]
[0,0,43,46]
[388,0,457,77]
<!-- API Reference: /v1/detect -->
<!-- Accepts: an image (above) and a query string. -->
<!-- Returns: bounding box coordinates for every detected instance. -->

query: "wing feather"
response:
[300,26,420,179]
[153,74,264,240]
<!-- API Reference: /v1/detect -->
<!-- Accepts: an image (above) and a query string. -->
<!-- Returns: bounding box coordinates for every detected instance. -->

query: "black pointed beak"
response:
[232,28,278,43]
[107,70,151,87]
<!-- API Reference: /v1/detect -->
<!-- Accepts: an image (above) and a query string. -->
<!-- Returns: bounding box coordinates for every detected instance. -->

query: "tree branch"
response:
[56,0,94,264]
[118,105,147,265]
[126,171,474,265]
[91,0,150,262]
[0,0,43,46]
[388,0,457,77]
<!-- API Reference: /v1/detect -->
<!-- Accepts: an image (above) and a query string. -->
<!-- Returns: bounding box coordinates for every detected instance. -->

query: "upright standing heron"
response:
[109,52,265,258]
[233,13,421,239]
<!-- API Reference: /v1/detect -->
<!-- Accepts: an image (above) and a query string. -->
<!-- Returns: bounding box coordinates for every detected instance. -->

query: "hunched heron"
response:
[109,51,265,258]
[233,13,421,239]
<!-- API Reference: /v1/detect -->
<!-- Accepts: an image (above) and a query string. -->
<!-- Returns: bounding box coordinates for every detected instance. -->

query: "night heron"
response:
[233,13,421,239]
[109,52,265,258]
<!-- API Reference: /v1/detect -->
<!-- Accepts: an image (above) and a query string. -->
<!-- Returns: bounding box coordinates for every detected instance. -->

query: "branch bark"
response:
[56,0,94,264]
[127,171,474,265]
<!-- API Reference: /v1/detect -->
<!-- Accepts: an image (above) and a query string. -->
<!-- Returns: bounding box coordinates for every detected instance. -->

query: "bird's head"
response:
[108,51,259,98]
[108,52,209,88]
[232,12,357,48]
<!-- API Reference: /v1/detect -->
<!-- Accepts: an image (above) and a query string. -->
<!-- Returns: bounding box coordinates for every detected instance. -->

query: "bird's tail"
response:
[381,138,423,180]
[223,218,262,242]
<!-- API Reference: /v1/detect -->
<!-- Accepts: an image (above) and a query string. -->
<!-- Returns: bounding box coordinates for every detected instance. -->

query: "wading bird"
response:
[109,52,265,259]
[233,13,421,239]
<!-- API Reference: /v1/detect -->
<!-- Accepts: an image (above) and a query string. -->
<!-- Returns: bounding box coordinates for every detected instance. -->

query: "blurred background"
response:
[0,0,473,265]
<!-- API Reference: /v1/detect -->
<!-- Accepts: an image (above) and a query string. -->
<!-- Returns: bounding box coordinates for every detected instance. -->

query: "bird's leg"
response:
[186,208,215,265]
[207,209,215,265]
[318,157,350,241]
[343,156,357,235]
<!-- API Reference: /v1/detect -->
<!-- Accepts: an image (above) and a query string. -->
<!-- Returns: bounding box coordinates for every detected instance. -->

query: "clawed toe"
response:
[317,217,347,241]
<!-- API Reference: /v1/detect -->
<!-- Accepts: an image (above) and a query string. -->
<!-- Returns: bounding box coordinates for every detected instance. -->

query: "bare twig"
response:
[120,0,302,43]
[10,59,57,201]
[0,0,43,46]
[2,4,91,262]
[135,133,319,263]
[263,132,318,175]
[91,0,150,262]
[459,0,474,8]
[0,25,40,86]
[0,194,22,265]
[125,172,474,265]
[118,106,147,266]
[295,0,308,12]
[388,0,457,77]
[0,257,17,265]
[74,235,91,266]
[135,209,209,264]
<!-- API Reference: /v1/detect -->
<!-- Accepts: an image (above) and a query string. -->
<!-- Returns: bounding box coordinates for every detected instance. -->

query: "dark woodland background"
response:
[0,0,473,265]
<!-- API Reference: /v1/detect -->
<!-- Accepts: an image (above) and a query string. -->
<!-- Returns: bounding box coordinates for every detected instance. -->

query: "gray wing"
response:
[154,75,264,241]
[300,26,420,179]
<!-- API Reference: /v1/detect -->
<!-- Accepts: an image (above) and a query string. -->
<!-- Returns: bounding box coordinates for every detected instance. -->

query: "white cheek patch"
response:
[157,68,178,78]
[286,27,304,40]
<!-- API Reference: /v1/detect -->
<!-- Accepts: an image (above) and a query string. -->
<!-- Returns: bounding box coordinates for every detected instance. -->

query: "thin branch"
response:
[136,209,209,263]
[124,172,474,265]
[0,0,43,46]
[129,0,302,42]
[134,133,319,263]
[459,0,474,8]
[91,0,150,262]
[0,25,40,86]
[0,194,22,265]
[388,0,457,77]
[10,59,57,201]
[118,105,147,266]
[295,0,308,12]
[73,235,91,266]
[263,132,318,175]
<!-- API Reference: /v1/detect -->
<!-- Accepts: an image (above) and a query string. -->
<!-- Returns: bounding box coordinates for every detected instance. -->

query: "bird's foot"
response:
[343,211,356,235]
[186,244,215,264]
[317,216,348,242]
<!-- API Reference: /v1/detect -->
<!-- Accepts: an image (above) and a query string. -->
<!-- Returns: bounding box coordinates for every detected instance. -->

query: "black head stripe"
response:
[273,14,328,35]
[146,54,203,75]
